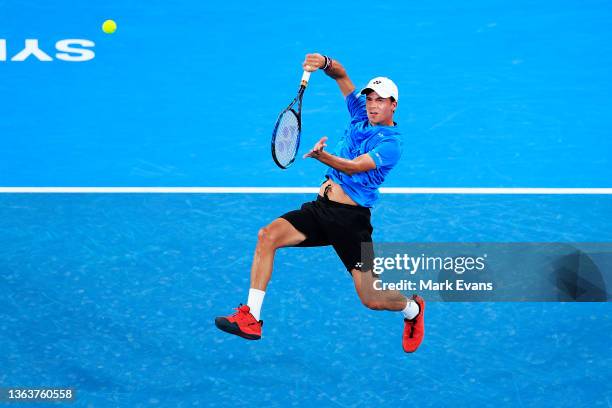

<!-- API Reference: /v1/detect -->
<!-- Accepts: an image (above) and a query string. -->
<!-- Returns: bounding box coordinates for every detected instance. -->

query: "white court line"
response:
[0,187,611,194]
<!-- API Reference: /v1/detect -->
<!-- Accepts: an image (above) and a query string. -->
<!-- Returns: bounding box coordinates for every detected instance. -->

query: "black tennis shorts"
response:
[280,195,374,272]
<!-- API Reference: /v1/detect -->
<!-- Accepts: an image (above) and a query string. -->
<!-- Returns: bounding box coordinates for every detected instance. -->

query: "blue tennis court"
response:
[1,0,611,406]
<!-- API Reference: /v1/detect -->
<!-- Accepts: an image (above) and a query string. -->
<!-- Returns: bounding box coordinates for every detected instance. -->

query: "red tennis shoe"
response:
[215,304,262,340]
[402,295,425,353]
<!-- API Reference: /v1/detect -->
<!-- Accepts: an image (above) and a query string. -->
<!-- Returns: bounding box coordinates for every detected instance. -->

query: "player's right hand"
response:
[303,53,325,72]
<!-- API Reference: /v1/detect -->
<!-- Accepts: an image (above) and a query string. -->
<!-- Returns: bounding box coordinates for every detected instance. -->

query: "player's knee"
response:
[361,297,384,310]
[257,226,280,249]
[358,291,384,310]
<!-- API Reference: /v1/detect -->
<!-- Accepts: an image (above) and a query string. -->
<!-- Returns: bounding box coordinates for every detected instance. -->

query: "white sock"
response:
[247,288,265,321]
[401,298,420,320]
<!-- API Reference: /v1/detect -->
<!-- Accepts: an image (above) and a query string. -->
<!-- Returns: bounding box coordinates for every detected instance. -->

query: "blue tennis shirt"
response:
[324,90,402,208]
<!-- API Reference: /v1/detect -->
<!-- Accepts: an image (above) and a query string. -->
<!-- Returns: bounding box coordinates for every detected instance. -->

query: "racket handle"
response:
[300,70,311,87]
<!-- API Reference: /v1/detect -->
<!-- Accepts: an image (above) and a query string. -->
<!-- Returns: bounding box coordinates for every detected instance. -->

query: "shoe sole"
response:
[215,317,261,340]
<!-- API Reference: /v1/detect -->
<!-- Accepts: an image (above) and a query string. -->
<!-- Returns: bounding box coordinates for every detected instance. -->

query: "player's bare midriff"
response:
[319,178,359,206]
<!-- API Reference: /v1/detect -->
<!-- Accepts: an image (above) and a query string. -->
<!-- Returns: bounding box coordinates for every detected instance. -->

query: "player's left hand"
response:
[303,136,328,158]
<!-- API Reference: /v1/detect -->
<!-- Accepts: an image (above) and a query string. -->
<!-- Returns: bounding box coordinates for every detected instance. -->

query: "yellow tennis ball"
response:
[102,19,117,34]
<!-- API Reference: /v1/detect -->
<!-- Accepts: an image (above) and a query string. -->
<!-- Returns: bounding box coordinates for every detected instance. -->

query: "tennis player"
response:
[215,53,425,353]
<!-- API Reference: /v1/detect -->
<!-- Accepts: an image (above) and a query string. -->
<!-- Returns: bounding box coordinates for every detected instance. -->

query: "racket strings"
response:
[273,110,300,167]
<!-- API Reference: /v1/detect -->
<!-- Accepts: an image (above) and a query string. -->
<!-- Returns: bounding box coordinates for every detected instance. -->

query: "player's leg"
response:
[331,232,410,312]
[331,217,427,353]
[215,201,325,341]
[243,218,307,324]
[350,267,425,353]
[333,239,416,313]
[350,267,408,311]
[250,218,306,291]
[214,218,306,340]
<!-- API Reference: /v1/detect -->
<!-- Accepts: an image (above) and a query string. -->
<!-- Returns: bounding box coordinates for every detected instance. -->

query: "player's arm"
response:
[303,137,376,175]
[303,53,355,97]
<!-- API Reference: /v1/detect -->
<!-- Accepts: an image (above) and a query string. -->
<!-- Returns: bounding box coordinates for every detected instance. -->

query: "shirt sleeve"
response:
[345,90,368,121]
[368,137,402,168]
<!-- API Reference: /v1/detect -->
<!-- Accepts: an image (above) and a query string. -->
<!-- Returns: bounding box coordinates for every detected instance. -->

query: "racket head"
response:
[271,107,301,169]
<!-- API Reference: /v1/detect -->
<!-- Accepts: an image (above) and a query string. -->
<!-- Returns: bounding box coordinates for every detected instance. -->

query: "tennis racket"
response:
[271,70,311,169]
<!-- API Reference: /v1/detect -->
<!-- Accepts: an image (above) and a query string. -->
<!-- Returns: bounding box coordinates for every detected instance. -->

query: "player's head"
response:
[360,77,398,126]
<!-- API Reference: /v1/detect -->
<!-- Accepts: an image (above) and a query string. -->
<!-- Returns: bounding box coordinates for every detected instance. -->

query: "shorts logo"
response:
[0,39,95,62]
